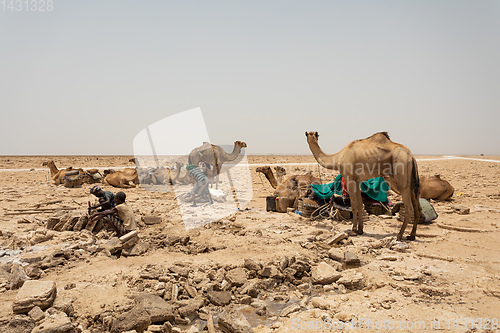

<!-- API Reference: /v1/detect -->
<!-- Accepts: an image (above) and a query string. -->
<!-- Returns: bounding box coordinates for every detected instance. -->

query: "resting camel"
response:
[386,174,454,201]
[103,169,137,188]
[42,161,85,185]
[256,166,300,209]
[147,166,180,185]
[306,131,421,241]
[275,166,287,183]
[188,141,247,189]
[256,166,322,209]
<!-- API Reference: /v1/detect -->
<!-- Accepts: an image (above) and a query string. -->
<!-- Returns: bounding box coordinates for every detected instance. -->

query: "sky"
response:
[1,0,499,156]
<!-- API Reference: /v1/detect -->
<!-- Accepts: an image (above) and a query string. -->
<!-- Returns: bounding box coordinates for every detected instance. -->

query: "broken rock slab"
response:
[32,309,73,333]
[326,232,348,245]
[9,263,29,290]
[132,293,175,323]
[328,248,343,262]
[13,280,57,314]
[311,262,341,285]
[337,270,365,290]
[343,251,360,265]
[207,290,231,306]
[218,306,253,333]
[225,267,248,287]
[110,304,151,333]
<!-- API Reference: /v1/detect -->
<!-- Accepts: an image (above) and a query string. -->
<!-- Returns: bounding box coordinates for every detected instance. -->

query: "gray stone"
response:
[111,304,151,333]
[328,248,343,262]
[225,267,248,287]
[13,280,57,314]
[310,297,330,310]
[239,279,261,298]
[103,237,122,255]
[207,290,232,306]
[177,297,205,317]
[32,310,73,333]
[344,251,360,265]
[218,306,253,333]
[122,241,148,257]
[52,297,74,317]
[279,303,301,317]
[28,306,45,323]
[24,263,43,279]
[133,293,175,323]
[143,215,162,225]
[326,232,348,245]
[168,265,190,278]
[147,324,163,332]
[182,283,197,298]
[259,266,282,279]
[337,270,365,290]
[311,262,341,285]
[9,263,29,290]
[8,314,35,333]
[243,258,261,272]
[289,259,310,273]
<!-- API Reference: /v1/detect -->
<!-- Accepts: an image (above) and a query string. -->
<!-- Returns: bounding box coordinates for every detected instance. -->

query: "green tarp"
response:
[311,174,390,202]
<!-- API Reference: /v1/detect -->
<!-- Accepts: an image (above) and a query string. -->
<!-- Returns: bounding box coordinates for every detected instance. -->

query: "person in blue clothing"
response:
[89,185,115,212]
[186,164,213,207]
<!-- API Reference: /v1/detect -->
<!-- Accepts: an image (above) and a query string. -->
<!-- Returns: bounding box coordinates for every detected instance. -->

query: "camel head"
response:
[103,169,116,176]
[234,141,247,148]
[255,166,271,173]
[305,131,319,144]
[42,161,54,167]
[274,166,286,176]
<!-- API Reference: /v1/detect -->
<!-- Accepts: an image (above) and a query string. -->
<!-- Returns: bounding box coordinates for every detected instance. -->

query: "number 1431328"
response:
[1,0,54,12]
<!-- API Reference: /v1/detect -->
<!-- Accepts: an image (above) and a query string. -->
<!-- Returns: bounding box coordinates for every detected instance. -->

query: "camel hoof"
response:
[347,230,358,237]
[406,235,416,241]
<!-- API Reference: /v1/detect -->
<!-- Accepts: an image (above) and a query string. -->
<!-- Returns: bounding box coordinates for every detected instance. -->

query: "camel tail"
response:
[411,157,420,200]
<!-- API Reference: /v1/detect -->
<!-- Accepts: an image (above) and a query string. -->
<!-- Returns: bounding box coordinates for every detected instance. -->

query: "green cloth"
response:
[311,174,390,202]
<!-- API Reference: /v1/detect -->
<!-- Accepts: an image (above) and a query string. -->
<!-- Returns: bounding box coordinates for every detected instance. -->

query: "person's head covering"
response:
[186,164,196,171]
[90,185,101,194]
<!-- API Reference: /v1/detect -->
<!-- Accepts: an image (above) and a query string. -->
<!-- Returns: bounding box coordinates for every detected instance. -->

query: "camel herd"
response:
[43,132,455,241]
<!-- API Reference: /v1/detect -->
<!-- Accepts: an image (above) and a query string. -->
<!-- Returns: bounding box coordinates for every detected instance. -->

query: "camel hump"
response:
[373,131,390,139]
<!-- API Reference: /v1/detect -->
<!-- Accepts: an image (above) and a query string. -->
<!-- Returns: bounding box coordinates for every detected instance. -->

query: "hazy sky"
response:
[1,1,499,156]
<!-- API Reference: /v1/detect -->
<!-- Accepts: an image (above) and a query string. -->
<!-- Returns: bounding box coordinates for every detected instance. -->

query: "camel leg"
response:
[398,188,414,241]
[435,186,454,201]
[120,180,135,189]
[408,190,421,240]
[353,182,366,235]
[346,179,362,235]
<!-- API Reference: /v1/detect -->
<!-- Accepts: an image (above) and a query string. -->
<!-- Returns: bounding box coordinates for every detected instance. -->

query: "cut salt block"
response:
[142,215,162,225]
[119,230,139,243]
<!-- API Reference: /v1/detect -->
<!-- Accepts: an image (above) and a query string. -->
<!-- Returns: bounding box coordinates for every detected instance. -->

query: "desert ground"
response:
[0,155,499,333]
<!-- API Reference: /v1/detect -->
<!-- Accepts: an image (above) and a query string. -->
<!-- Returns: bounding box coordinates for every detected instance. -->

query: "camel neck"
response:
[307,140,340,170]
[261,170,278,189]
[223,145,242,161]
[48,163,59,177]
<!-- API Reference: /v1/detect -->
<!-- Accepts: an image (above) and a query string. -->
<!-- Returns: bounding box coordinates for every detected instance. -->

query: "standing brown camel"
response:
[188,141,247,189]
[305,131,421,241]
